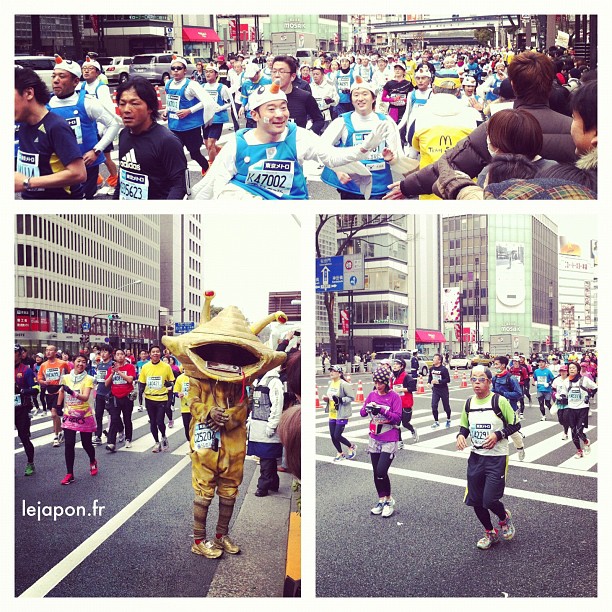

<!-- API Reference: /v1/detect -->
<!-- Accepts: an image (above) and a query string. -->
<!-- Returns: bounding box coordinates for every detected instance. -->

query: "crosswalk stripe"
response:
[558,441,598,470]
[316,454,597,510]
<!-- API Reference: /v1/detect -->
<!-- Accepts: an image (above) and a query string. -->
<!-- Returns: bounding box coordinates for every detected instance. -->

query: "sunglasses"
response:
[171,66,185,71]
[470,377,488,383]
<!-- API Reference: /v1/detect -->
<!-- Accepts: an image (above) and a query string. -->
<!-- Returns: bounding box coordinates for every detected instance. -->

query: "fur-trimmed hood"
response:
[576,147,597,171]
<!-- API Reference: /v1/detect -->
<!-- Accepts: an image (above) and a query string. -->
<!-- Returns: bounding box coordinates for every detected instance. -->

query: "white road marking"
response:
[316,455,597,510]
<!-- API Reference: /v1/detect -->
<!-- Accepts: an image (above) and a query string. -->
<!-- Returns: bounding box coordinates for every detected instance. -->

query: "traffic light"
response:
[164,325,174,336]
[108,313,121,320]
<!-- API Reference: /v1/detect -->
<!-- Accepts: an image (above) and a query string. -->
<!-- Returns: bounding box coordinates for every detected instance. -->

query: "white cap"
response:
[350,75,377,95]
[53,54,81,78]
[82,56,101,72]
[248,80,286,110]
[171,56,188,68]
[244,62,261,79]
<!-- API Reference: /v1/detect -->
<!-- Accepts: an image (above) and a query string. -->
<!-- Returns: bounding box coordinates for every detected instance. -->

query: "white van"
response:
[295,48,318,66]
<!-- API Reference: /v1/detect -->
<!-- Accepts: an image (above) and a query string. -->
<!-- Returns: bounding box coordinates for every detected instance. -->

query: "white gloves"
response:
[361,121,389,151]
[265,426,276,438]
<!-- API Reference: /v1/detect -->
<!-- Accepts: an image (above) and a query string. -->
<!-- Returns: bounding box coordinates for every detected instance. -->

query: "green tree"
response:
[474,28,494,46]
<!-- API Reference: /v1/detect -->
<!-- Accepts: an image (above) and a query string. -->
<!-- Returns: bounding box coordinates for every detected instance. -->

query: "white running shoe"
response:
[517,447,526,461]
[382,497,396,518]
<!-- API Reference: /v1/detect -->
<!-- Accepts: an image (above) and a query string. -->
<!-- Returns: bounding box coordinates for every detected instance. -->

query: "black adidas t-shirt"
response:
[114,122,188,200]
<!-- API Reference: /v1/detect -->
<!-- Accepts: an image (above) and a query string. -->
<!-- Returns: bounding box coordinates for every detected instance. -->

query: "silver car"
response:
[98,56,132,84]
[15,55,56,89]
[129,53,195,85]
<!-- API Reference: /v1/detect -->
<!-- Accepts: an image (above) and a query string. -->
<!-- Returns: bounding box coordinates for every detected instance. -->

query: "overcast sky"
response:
[200,214,301,323]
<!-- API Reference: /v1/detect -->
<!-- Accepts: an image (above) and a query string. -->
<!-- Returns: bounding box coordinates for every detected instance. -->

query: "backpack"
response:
[249,376,274,421]
[464,393,507,426]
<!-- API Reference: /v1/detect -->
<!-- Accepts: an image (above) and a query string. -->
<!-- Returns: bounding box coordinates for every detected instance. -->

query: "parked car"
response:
[449,355,471,369]
[15,55,56,89]
[371,351,432,377]
[129,53,195,85]
[98,56,132,84]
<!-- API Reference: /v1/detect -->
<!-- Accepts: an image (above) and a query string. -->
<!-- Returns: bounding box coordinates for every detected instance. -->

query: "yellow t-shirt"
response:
[326,379,341,419]
[173,373,191,414]
[139,360,175,401]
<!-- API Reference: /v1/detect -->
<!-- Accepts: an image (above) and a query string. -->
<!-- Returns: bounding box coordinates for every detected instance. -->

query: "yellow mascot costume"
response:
[162,291,287,558]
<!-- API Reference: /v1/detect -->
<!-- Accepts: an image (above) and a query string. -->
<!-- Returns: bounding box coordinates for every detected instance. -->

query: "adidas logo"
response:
[120,148,140,170]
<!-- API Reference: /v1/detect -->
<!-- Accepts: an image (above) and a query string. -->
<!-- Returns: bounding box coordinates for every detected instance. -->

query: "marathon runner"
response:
[14,67,86,199]
[332,57,355,115]
[15,344,36,476]
[37,345,70,448]
[322,365,356,462]
[114,76,189,200]
[309,62,339,131]
[191,80,389,200]
[456,366,520,549]
[201,63,233,165]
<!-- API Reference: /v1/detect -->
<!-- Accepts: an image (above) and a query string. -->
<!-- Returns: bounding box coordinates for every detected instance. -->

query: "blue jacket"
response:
[492,370,523,410]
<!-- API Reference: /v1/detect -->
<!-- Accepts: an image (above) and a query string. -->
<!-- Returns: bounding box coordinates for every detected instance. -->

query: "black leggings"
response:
[15,407,34,463]
[557,408,570,434]
[182,412,191,441]
[329,421,351,453]
[63,429,95,474]
[370,451,393,498]
[173,127,209,170]
[521,380,531,402]
[474,502,506,531]
[568,408,589,450]
[165,394,174,421]
[108,396,133,444]
[537,394,552,416]
[399,408,416,440]
[146,399,167,442]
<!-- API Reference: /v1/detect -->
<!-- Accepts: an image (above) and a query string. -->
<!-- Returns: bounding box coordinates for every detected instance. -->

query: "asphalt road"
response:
[315,373,598,598]
[14,405,259,597]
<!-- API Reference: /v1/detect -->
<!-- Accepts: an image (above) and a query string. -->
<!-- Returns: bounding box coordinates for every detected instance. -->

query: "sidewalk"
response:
[207,459,299,597]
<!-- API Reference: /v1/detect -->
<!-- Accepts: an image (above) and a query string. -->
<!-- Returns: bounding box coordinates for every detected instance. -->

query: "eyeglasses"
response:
[271,69,291,75]
[171,66,185,71]
[470,377,488,383]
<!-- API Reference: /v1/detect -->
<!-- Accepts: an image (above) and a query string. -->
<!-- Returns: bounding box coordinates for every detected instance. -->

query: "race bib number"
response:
[394,93,407,105]
[315,97,327,110]
[353,131,385,161]
[65,392,81,406]
[166,94,181,118]
[206,88,218,101]
[337,75,350,90]
[513,375,521,383]
[568,388,582,402]
[182,382,190,394]
[16,151,44,191]
[112,372,127,385]
[45,367,61,382]
[146,376,163,390]
[96,370,107,383]
[15,394,22,407]
[393,384,404,395]
[194,422,221,451]
[246,160,295,197]
[120,168,149,200]
[66,116,83,144]
[432,374,441,384]
[537,376,548,386]
[470,423,491,446]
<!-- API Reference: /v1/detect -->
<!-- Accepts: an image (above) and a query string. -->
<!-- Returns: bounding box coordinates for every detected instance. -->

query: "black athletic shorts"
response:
[464,452,508,508]
[203,123,223,140]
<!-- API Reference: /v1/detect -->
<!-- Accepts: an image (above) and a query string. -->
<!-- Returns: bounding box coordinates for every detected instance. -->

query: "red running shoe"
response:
[90,460,98,476]
[61,473,75,485]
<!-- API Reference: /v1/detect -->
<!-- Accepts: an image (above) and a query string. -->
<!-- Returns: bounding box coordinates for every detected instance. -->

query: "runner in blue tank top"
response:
[191,80,389,200]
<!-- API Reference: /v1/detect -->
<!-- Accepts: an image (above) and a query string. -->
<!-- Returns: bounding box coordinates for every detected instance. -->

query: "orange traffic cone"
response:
[315,386,321,409]
[417,376,425,394]
[461,372,468,388]
[355,380,364,402]
[112,90,121,115]
[453,368,459,380]
[154,85,163,109]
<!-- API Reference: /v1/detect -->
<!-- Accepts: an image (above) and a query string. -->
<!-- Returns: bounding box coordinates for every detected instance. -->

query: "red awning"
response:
[415,329,447,343]
[182,27,221,43]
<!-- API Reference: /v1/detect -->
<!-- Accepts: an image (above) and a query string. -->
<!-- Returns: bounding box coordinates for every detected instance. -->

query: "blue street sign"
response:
[174,322,196,334]
[316,256,345,292]
[81,322,91,332]
[349,275,358,286]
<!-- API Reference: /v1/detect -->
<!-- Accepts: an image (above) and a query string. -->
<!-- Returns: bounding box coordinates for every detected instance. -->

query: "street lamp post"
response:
[474,257,481,353]
[577,315,581,350]
[548,281,554,352]
[459,278,464,356]
[108,279,142,341]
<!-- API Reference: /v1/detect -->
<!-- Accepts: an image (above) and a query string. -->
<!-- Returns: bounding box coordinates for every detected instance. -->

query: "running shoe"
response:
[213,534,240,554]
[277,465,288,472]
[583,438,591,454]
[477,528,500,550]
[517,447,526,461]
[118,432,125,443]
[397,441,404,450]
[333,453,345,462]
[519,414,525,421]
[431,422,440,429]
[561,434,568,440]
[90,460,98,476]
[381,497,396,518]
[498,510,516,540]
[168,420,174,429]
[574,449,584,459]
[25,462,35,477]
[92,436,102,446]
[346,444,357,459]
[58,431,64,444]
[540,415,546,421]
[106,443,116,453]
[125,439,132,448]
[370,500,385,515]
[191,540,223,559]
[106,174,118,188]
[445,419,451,428]
[411,429,419,443]
[152,442,162,453]
[137,406,144,412]
[162,436,169,451]
[61,473,75,485]
[52,436,60,448]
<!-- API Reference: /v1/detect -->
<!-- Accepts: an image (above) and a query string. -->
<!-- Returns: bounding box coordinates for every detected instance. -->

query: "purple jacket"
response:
[360,390,402,442]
